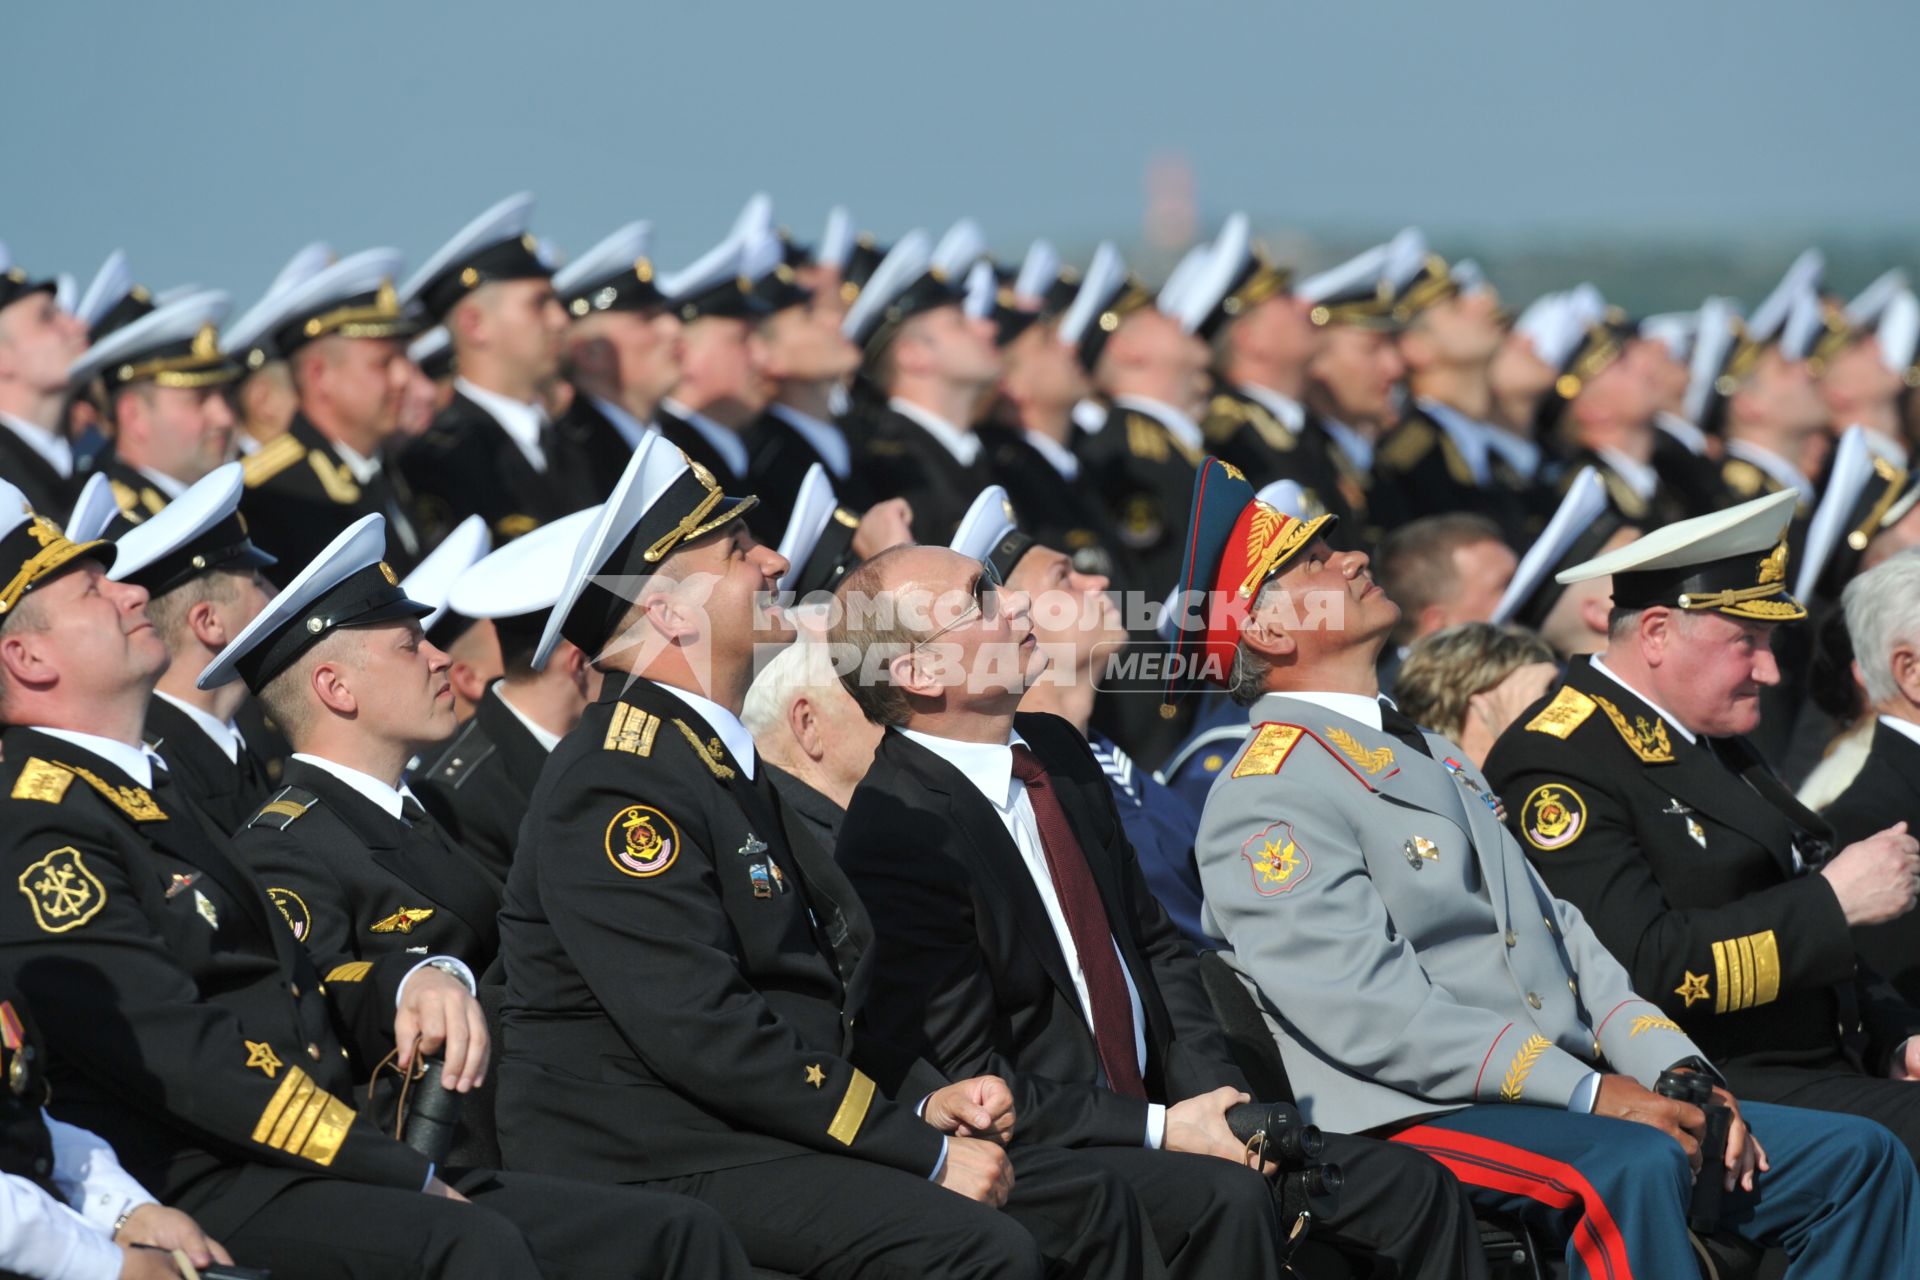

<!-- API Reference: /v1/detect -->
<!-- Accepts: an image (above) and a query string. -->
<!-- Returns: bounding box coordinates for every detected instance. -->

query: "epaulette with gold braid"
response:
[1525,686,1597,739]
[603,705,661,756]
[241,434,305,487]
[1376,418,1437,473]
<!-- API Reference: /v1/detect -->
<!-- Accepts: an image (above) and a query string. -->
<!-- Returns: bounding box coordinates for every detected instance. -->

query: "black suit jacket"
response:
[1370,402,1537,544]
[142,697,271,836]
[495,678,945,1184]
[852,405,992,545]
[837,714,1248,1150]
[230,758,503,976]
[1825,721,1920,1006]
[0,729,428,1233]
[240,414,424,585]
[415,683,553,884]
[0,423,79,523]
[1484,660,1920,1090]
[399,392,578,547]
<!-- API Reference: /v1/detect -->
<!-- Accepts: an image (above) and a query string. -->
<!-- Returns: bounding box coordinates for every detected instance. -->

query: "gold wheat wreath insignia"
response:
[1499,1034,1550,1102]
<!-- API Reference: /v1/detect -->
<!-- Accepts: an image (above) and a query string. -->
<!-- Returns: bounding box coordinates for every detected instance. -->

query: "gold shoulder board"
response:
[603,705,661,756]
[241,435,304,488]
[1525,687,1596,739]
[10,759,74,804]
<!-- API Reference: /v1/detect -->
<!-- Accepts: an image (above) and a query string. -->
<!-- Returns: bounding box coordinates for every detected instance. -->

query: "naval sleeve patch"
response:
[606,804,680,878]
[1521,785,1587,851]
[18,847,105,933]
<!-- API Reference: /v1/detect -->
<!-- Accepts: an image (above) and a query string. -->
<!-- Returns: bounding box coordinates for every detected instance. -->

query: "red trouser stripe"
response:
[1392,1123,1634,1280]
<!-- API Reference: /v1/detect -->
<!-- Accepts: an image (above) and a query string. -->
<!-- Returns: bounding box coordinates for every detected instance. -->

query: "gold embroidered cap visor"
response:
[0,513,115,622]
[103,323,243,390]
[1609,544,1808,622]
[269,280,420,358]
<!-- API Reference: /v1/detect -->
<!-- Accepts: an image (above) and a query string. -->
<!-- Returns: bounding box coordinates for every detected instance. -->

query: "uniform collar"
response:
[1112,394,1204,455]
[330,437,384,485]
[290,752,421,820]
[1022,428,1080,481]
[152,690,242,765]
[494,686,562,752]
[1725,438,1816,506]
[1416,398,1493,487]
[661,397,751,477]
[456,377,549,472]
[588,394,651,450]
[887,396,981,467]
[135,465,187,500]
[1878,714,1920,753]
[1586,655,1698,744]
[1254,689,1385,731]
[1482,423,1541,480]
[768,402,851,479]
[647,678,756,780]
[1654,411,1709,457]
[1318,415,1373,471]
[1237,384,1306,433]
[1596,446,1658,502]
[897,724,1026,811]
[0,411,72,478]
[32,726,163,788]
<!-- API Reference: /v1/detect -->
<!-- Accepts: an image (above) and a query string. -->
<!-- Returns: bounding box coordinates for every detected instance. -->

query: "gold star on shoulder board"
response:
[1675,971,1711,1008]
[805,1063,826,1088]
[245,1040,283,1078]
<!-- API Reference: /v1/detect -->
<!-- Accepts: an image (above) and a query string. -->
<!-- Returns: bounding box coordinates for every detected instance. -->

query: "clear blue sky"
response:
[5,1,1915,309]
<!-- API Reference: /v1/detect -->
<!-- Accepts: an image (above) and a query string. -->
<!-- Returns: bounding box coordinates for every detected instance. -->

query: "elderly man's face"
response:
[1649,610,1781,738]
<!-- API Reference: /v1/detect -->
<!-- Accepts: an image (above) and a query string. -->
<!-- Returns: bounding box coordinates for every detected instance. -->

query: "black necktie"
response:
[400,794,429,826]
[1378,701,1435,759]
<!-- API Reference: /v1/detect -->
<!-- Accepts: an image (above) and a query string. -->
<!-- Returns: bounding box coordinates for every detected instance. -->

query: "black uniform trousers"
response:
[1732,1065,1920,1169]
[634,1144,1152,1280]
[204,1165,750,1280]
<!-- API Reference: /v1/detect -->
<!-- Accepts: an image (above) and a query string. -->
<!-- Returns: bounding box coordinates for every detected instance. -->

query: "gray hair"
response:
[1843,546,1920,706]
[1226,576,1283,706]
[742,631,839,738]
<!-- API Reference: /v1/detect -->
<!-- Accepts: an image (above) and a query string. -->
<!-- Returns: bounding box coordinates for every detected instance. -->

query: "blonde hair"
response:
[1394,622,1554,740]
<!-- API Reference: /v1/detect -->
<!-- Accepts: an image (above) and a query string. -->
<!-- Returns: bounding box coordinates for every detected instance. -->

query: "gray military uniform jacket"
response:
[1194,691,1706,1134]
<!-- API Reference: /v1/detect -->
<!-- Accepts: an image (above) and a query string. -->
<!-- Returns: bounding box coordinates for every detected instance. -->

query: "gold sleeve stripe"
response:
[324,961,372,983]
[1711,931,1780,1013]
[250,1066,353,1167]
[826,1067,876,1146]
[257,799,311,822]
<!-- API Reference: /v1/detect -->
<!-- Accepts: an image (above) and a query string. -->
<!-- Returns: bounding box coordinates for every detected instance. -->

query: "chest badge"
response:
[1686,818,1708,849]
[371,907,436,934]
[738,832,768,858]
[748,863,773,899]
[1404,837,1440,869]
[193,890,219,929]
[165,871,200,899]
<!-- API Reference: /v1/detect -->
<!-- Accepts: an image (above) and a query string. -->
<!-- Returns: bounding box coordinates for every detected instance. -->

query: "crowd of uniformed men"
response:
[5,193,1920,1279]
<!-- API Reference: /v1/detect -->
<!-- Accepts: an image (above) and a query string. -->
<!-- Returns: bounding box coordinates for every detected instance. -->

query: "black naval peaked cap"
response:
[401,193,551,325]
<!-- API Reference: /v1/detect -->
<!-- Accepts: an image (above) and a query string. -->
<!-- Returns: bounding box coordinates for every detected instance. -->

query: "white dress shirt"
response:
[1416,398,1493,488]
[32,729,161,787]
[1238,384,1307,435]
[648,681,757,779]
[769,402,851,480]
[661,398,751,478]
[1725,439,1816,507]
[0,412,73,478]
[898,726,1164,1147]
[1023,429,1080,481]
[589,395,652,451]
[1881,715,1920,753]
[496,688,563,752]
[1654,411,1709,458]
[134,467,186,500]
[456,377,549,473]
[1111,395,1204,457]
[886,397,981,467]
[1319,416,1374,472]
[0,1113,158,1280]
[1281,691,1603,1112]
[151,691,244,765]
[331,438,385,486]
[1483,425,1542,481]
[1596,447,1659,504]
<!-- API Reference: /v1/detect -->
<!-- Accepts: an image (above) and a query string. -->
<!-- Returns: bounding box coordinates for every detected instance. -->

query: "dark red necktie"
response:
[1010,744,1147,1100]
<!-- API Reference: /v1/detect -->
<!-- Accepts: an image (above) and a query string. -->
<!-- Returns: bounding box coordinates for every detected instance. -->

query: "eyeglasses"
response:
[911,558,1002,652]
